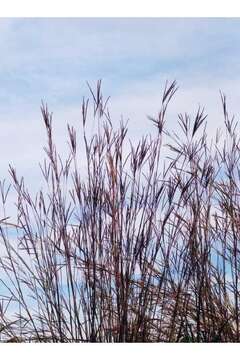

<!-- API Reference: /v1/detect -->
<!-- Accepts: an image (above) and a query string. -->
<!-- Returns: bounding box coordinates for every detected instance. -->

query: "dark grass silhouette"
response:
[0,81,240,342]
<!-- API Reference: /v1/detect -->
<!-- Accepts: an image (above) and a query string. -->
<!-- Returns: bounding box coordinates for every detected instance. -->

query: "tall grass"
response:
[0,81,240,342]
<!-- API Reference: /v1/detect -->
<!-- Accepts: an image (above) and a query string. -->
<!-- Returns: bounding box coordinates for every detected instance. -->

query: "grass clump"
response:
[0,81,239,342]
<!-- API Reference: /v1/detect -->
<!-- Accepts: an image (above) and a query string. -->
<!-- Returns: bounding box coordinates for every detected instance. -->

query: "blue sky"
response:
[0,16,239,321]
[0,18,240,194]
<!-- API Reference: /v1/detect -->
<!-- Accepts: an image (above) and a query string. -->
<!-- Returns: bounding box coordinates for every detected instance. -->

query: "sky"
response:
[0,18,240,196]
[0,16,239,323]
